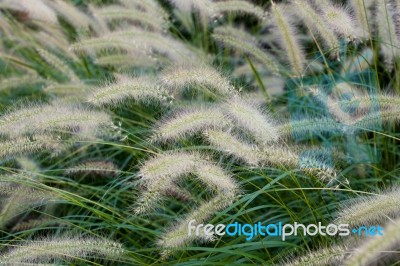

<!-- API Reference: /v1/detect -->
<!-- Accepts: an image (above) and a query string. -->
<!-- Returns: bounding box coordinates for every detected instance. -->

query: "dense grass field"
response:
[0,0,399,265]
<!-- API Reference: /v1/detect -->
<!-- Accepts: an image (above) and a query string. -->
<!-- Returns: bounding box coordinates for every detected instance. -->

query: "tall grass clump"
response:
[0,0,399,265]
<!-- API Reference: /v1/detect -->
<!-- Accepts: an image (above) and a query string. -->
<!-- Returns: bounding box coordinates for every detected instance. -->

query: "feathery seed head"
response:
[152,107,231,142]
[224,97,279,144]
[213,0,267,21]
[87,76,169,106]
[72,29,201,64]
[0,75,45,92]
[194,163,239,193]
[36,48,79,82]
[271,2,305,76]
[0,136,61,160]
[278,118,343,140]
[139,152,202,182]
[213,26,280,75]
[0,102,114,140]
[0,235,125,264]
[283,245,347,266]
[345,218,400,265]
[335,186,400,226]
[293,0,340,53]
[47,0,92,29]
[349,0,374,38]
[160,64,235,97]
[158,190,237,256]
[1,0,58,24]
[96,5,167,32]
[322,4,361,41]
[136,151,239,214]
[66,161,119,178]
[375,0,400,67]
[205,130,263,165]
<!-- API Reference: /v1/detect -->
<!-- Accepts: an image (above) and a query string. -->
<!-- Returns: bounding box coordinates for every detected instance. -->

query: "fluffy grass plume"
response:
[278,118,343,140]
[135,151,238,219]
[212,26,280,75]
[194,163,238,193]
[134,152,238,223]
[0,136,61,160]
[349,0,374,37]
[47,0,92,29]
[271,2,305,76]
[72,29,199,64]
[335,186,400,226]
[213,0,266,20]
[96,5,166,32]
[224,97,279,144]
[293,0,339,54]
[320,3,361,41]
[87,76,168,106]
[0,75,44,92]
[159,64,235,97]
[0,102,114,139]
[36,48,79,82]
[134,152,202,213]
[205,130,262,165]
[158,188,237,257]
[376,0,400,67]
[0,178,59,229]
[0,0,58,24]
[345,218,400,265]
[152,107,230,142]
[66,160,119,178]
[283,245,347,266]
[0,235,125,264]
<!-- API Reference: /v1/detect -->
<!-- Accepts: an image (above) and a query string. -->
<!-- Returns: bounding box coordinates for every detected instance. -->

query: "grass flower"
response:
[224,97,279,144]
[0,0,58,24]
[158,188,237,257]
[0,236,125,264]
[293,0,339,54]
[159,64,235,97]
[271,2,305,76]
[152,107,230,142]
[345,218,400,265]
[87,76,168,106]
[36,48,79,82]
[46,0,92,29]
[321,3,361,41]
[96,5,166,32]
[0,102,114,139]
[0,136,61,160]
[283,245,347,266]
[205,130,262,165]
[213,26,280,75]
[335,186,400,226]
[349,0,374,37]
[66,160,119,178]
[213,0,266,21]
[135,151,238,219]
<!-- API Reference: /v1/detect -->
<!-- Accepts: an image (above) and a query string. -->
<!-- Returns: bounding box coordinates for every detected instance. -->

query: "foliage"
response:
[0,0,399,265]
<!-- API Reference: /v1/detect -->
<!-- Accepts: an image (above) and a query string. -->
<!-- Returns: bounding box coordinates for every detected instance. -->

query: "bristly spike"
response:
[159,64,236,97]
[271,2,305,76]
[205,130,263,165]
[293,0,340,54]
[335,186,400,226]
[87,76,168,106]
[345,218,400,265]
[0,235,125,264]
[224,97,279,144]
[152,107,231,143]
